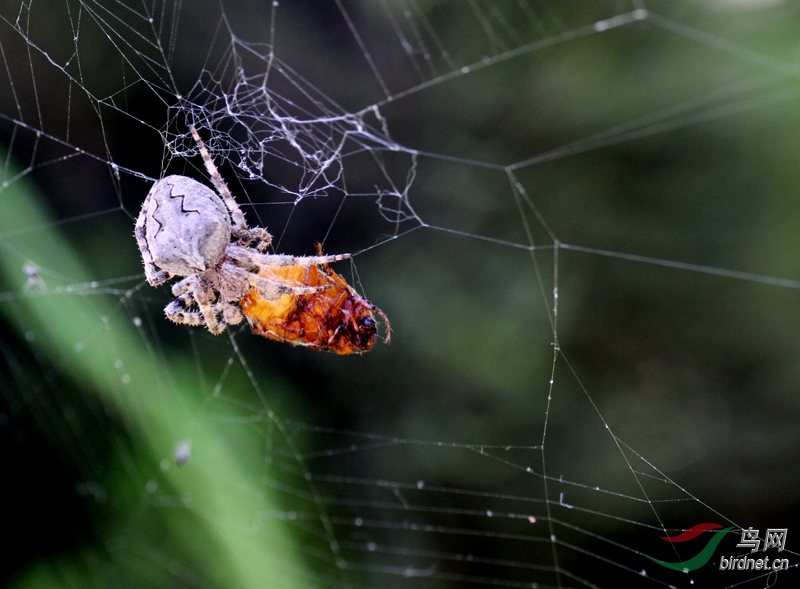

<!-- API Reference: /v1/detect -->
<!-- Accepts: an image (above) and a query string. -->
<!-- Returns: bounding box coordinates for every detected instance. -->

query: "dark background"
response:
[0,0,799,587]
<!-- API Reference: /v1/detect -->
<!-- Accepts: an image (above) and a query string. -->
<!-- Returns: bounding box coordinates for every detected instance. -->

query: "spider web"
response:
[0,0,799,588]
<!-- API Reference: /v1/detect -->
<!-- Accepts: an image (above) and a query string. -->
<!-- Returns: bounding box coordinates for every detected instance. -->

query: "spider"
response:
[135,126,386,349]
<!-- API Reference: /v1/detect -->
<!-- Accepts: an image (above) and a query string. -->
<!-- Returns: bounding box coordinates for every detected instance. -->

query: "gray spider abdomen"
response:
[145,175,232,276]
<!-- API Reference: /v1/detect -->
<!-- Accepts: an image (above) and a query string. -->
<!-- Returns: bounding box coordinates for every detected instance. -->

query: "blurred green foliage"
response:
[0,155,309,588]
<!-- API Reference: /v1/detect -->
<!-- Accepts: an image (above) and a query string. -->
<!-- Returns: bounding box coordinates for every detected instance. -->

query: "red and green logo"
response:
[646,523,734,571]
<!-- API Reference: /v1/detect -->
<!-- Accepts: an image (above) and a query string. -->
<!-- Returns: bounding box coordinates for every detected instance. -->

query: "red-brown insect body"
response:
[240,262,390,355]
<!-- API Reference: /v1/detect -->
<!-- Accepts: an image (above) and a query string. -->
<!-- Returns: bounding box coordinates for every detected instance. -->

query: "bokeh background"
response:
[1,0,799,587]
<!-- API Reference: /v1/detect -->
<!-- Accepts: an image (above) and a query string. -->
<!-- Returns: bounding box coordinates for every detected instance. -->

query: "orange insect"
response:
[240,252,390,355]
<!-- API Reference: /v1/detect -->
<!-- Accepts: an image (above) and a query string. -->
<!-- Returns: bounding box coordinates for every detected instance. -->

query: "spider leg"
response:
[223,304,244,326]
[220,262,326,302]
[168,274,245,332]
[165,275,227,334]
[171,275,193,297]
[189,126,249,238]
[228,245,350,268]
[248,273,327,301]
[237,227,273,253]
[166,293,244,328]
[165,292,208,328]
[135,194,171,286]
